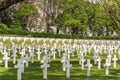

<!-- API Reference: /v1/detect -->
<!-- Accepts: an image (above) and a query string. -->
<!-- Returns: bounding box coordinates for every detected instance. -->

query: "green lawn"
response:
[0,39,120,80]
[0,54,120,80]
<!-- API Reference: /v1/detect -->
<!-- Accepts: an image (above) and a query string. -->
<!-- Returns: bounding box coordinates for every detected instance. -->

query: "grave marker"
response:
[97,56,101,69]
[3,50,10,68]
[112,55,118,68]
[104,59,110,75]
[65,60,72,78]
[85,59,92,76]
[40,60,50,79]
[14,59,23,80]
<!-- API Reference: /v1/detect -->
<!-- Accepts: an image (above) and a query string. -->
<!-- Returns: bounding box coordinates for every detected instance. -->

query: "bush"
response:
[0,23,8,30]
[10,20,22,29]
[31,32,120,40]
[8,29,29,36]
[31,32,72,39]
[86,36,120,40]
[0,23,9,34]
[0,29,120,40]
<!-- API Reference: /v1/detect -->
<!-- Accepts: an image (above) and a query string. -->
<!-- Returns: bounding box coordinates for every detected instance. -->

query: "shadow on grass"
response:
[0,59,120,80]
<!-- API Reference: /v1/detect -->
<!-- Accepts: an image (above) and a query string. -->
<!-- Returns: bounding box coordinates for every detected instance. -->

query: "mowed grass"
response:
[0,39,120,80]
[0,54,120,80]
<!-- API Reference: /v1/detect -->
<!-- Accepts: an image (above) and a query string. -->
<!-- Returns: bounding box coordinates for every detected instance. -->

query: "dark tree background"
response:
[0,0,24,12]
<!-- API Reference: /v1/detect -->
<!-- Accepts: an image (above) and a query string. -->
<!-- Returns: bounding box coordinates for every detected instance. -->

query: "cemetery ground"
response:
[0,38,120,80]
[1,56,120,80]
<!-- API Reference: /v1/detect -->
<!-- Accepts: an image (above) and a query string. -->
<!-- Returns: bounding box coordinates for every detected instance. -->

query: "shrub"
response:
[8,29,29,36]
[0,29,120,40]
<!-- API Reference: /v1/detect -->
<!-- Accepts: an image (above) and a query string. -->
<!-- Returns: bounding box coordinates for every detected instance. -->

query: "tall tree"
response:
[57,0,87,37]
[0,6,14,27]
[42,0,61,33]
[98,0,120,35]
[11,3,38,30]
[85,2,100,36]
[0,0,25,12]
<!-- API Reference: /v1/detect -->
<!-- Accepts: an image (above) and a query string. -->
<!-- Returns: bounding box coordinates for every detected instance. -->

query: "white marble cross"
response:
[47,53,51,63]
[65,60,72,78]
[20,57,25,73]
[78,53,83,65]
[97,56,101,69]
[85,59,92,76]
[30,49,34,63]
[40,60,50,79]
[11,51,17,64]
[58,49,61,57]
[67,50,71,59]
[61,54,67,71]
[93,55,98,64]
[104,59,110,75]
[112,55,118,68]
[7,46,11,56]
[14,59,23,80]
[20,49,25,57]
[52,50,56,60]
[107,53,112,66]
[24,54,29,67]
[81,56,86,70]
[36,47,42,60]
[3,50,10,68]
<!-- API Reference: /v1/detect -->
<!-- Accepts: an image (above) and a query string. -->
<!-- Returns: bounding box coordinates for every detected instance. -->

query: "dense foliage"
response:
[56,0,120,36]
[0,0,120,38]
[0,0,24,12]
[0,2,38,33]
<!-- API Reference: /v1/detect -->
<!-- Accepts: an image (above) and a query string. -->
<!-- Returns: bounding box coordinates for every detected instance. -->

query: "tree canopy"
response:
[0,0,24,12]
[0,0,119,37]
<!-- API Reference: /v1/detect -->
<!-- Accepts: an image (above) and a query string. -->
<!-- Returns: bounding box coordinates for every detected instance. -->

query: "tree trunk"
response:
[0,0,24,12]
[22,17,28,30]
[46,23,50,33]
[97,31,101,36]
[106,26,109,36]
[71,33,74,41]
[56,27,59,34]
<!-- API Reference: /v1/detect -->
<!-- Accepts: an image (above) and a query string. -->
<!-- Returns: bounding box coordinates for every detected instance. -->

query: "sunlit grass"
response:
[0,39,120,80]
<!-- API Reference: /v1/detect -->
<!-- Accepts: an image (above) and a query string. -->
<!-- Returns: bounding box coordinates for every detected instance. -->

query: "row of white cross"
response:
[1,48,119,80]
[0,37,120,80]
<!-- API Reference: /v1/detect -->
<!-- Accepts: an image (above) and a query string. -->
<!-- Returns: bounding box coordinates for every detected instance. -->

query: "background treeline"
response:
[0,0,120,38]
[1,31,120,40]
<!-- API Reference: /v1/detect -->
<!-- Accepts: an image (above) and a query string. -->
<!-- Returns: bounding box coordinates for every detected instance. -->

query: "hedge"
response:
[8,29,30,36]
[0,29,120,40]
[31,32,120,40]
